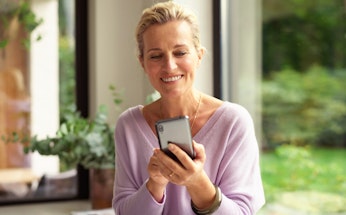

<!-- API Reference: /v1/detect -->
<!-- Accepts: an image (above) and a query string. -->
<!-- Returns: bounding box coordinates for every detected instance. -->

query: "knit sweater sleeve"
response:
[112,107,165,215]
[198,102,265,214]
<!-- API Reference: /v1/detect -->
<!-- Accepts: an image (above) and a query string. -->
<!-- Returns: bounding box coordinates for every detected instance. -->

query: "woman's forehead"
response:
[142,21,194,48]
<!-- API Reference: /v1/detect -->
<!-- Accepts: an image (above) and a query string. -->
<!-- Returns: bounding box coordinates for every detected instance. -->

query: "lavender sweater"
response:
[112,102,265,215]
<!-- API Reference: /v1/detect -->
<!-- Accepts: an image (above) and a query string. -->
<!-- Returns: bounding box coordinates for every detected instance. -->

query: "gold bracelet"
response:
[191,184,222,215]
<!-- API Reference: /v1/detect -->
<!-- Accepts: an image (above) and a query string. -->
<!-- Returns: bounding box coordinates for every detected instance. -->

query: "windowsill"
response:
[0,200,91,215]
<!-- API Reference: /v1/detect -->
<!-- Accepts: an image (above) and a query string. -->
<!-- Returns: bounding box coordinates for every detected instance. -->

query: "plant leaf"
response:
[0,40,8,48]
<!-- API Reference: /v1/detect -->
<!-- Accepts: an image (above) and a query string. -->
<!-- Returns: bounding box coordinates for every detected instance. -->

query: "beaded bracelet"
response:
[191,184,222,215]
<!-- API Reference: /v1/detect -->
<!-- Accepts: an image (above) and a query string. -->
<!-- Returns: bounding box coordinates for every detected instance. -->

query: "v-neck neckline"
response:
[134,101,229,143]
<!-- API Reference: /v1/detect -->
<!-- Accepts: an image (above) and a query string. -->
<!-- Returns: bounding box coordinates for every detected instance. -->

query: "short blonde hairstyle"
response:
[135,1,201,57]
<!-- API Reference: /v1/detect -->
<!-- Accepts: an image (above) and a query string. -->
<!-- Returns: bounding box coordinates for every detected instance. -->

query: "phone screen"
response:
[155,116,195,163]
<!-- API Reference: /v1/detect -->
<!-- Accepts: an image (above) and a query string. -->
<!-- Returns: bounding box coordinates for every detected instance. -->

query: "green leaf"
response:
[0,40,8,48]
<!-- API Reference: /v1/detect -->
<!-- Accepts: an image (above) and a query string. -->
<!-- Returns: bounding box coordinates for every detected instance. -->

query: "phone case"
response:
[155,116,195,163]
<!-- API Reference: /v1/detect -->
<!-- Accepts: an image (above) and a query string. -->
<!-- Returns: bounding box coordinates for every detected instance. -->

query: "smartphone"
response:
[155,116,196,164]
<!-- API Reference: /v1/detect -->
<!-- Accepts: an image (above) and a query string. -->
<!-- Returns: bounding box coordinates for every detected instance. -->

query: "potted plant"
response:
[30,105,117,209]
[24,105,116,170]
[5,85,123,209]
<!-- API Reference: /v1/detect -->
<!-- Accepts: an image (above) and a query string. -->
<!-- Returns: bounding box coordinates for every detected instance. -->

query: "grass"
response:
[260,145,346,202]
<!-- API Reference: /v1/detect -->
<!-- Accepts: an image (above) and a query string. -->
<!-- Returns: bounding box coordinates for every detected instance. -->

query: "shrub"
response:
[262,66,346,147]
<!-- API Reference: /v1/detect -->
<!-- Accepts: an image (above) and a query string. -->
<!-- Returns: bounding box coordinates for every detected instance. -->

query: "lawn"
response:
[260,145,346,202]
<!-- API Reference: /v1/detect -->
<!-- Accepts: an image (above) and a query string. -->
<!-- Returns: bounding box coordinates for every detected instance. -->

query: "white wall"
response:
[88,0,214,123]
[175,0,214,95]
[89,0,143,123]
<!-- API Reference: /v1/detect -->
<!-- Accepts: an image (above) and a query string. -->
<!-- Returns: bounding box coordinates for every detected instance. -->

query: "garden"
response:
[260,146,346,214]
[260,0,346,214]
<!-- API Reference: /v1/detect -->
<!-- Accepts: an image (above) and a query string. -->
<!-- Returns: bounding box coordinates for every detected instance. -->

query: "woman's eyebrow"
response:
[146,44,188,53]
[146,48,161,53]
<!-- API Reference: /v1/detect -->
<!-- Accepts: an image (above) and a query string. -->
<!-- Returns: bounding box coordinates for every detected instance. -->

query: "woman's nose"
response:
[162,55,177,72]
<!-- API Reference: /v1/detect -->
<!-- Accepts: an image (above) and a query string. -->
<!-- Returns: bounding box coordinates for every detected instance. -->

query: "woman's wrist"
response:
[146,178,165,203]
[191,184,222,215]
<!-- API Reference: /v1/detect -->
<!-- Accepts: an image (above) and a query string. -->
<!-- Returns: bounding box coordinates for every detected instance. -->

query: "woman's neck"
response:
[159,92,202,120]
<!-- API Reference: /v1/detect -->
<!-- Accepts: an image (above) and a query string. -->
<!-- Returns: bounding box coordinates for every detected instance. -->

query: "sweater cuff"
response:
[141,179,166,207]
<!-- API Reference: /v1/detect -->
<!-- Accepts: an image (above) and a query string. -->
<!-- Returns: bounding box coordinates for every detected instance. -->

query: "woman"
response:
[113,2,265,214]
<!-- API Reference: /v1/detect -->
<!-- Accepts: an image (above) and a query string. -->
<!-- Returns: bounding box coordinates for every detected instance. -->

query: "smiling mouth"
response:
[161,75,183,83]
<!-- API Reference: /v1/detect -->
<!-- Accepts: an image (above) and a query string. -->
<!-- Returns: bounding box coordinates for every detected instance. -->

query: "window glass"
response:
[0,0,78,204]
[216,0,346,213]
[261,0,346,213]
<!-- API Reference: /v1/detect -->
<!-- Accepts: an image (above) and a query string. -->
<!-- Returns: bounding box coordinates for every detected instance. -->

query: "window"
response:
[215,0,346,214]
[0,0,89,205]
[260,1,346,213]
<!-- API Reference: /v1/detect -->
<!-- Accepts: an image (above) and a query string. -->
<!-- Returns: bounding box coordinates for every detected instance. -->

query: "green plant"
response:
[262,66,346,147]
[59,36,76,123]
[263,0,345,74]
[3,85,123,170]
[0,1,43,49]
[28,105,115,169]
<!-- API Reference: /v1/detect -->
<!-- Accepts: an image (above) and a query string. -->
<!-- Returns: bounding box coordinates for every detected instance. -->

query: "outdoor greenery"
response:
[262,0,346,74]
[58,0,76,122]
[262,66,346,147]
[261,145,346,203]
[59,36,76,122]
[262,1,346,147]
[261,0,346,212]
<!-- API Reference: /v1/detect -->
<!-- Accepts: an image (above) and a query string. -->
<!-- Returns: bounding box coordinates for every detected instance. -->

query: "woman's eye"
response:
[150,54,162,59]
[175,51,187,57]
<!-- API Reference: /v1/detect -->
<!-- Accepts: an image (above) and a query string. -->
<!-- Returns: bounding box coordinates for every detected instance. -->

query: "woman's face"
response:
[139,20,203,98]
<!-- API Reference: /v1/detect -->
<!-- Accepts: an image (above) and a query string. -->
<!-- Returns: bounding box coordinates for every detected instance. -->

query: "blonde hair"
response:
[135,1,201,57]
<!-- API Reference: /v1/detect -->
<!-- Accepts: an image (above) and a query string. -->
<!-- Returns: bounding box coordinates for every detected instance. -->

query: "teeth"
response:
[162,75,182,82]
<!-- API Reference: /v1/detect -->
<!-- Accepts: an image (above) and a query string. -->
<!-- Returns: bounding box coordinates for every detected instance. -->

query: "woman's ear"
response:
[197,47,205,66]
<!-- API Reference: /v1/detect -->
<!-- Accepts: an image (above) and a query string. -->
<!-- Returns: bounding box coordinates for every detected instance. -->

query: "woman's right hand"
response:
[146,148,169,202]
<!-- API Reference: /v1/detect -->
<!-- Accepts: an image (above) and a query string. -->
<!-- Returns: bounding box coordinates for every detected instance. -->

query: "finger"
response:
[154,150,185,181]
[167,143,194,169]
[192,141,206,161]
[150,149,163,165]
[153,149,178,176]
[149,149,168,172]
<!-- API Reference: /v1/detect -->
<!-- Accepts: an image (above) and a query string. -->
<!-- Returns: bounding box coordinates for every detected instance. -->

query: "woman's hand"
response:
[149,142,216,209]
[147,149,170,202]
[153,141,207,187]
